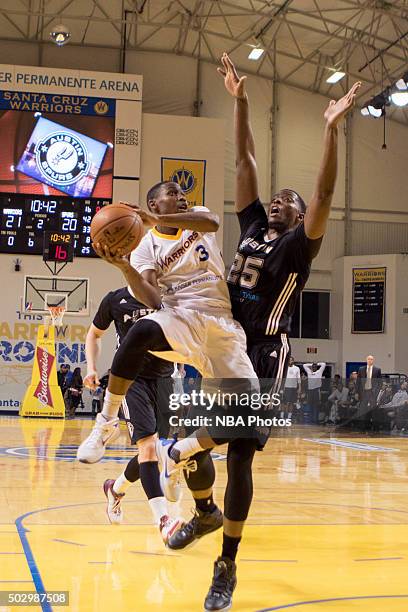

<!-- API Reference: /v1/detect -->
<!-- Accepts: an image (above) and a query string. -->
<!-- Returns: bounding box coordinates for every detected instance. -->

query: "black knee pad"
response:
[224,438,257,522]
[184,449,215,491]
[111,319,171,380]
[124,455,140,482]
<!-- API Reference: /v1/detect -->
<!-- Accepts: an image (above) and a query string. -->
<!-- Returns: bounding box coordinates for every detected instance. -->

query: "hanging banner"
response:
[20,323,65,418]
[161,157,206,207]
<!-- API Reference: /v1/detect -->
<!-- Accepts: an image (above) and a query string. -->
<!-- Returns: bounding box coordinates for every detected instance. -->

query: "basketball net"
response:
[44,306,66,336]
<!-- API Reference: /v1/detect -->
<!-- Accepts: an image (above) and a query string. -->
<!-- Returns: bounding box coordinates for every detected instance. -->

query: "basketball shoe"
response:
[155,438,197,502]
[204,556,237,611]
[103,479,124,525]
[167,506,223,549]
[159,515,184,545]
[77,414,120,463]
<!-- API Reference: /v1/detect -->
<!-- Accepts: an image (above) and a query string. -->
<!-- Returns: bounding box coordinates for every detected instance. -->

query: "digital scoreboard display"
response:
[0,195,110,257]
[43,231,74,262]
[352,267,386,333]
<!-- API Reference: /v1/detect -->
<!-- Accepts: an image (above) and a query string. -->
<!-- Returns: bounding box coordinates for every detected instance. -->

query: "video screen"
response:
[0,111,114,198]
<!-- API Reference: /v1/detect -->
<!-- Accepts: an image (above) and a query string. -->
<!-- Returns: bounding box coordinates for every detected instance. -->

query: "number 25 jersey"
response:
[130,207,231,315]
[227,199,322,341]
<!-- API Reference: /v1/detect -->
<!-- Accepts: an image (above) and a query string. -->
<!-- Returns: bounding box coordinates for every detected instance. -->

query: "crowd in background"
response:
[57,364,84,419]
[281,355,408,433]
[58,355,408,434]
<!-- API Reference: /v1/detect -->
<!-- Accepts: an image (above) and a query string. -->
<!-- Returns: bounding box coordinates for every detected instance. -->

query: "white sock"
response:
[148,496,168,524]
[173,436,205,461]
[101,390,124,420]
[113,472,133,495]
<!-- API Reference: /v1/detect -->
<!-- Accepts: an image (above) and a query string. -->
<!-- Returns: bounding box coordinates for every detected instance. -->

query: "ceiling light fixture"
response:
[367,105,383,118]
[248,47,264,60]
[326,70,346,84]
[390,91,408,107]
[50,23,71,46]
[395,78,407,91]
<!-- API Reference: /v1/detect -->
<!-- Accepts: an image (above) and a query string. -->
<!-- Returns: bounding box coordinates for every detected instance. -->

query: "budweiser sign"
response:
[34,347,54,407]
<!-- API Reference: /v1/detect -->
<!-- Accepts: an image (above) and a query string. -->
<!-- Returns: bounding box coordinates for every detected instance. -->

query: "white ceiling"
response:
[0,1,407,119]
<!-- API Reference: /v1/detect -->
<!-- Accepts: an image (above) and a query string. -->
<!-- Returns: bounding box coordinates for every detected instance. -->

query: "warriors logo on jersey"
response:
[130,207,231,314]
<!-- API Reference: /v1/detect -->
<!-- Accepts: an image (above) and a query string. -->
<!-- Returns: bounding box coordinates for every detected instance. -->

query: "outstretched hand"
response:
[324,81,361,127]
[217,52,247,99]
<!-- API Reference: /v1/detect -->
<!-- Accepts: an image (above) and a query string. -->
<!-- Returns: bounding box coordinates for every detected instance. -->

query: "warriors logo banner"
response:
[161,158,206,207]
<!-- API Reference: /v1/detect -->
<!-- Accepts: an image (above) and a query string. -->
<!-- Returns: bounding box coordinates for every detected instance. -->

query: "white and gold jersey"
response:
[130,207,231,314]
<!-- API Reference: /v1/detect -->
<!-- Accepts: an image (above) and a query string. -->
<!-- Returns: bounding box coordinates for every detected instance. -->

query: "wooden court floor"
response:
[1,416,408,612]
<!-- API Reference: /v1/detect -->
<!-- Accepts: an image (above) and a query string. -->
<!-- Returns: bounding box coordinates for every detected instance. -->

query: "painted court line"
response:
[52,539,86,547]
[88,561,112,564]
[15,511,52,612]
[354,557,403,562]
[129,550,182,557]
[0,580,33,583]
[303,438,400,452]
[241,559,298,563]
[256,594,408,611]
[256,498,408,515]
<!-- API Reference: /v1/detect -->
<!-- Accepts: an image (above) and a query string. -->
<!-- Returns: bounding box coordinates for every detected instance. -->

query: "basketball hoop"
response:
[46,306,66,327]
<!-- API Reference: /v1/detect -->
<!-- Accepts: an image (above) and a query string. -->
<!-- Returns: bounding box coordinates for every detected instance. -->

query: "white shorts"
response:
[145,306,257,380]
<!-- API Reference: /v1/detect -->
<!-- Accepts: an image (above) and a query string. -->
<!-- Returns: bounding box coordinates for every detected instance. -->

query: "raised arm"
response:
[316,362,326,376]
[304,82,361,239]
[92,244,162,310]
[217,52,258,212]
[303,363,313,376]
[122,204,219,233]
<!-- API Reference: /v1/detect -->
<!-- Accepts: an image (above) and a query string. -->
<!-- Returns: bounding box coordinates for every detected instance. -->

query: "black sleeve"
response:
[236,199,268,238]
[289,222,323,263]
[92,293,114,331]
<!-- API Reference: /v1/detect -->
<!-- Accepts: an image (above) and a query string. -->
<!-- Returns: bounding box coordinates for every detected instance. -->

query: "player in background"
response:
[84,286,184,543]
[282,356,301,421]
[161,55,360,611]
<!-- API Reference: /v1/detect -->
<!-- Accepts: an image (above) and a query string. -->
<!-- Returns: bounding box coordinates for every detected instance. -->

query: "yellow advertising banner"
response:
[161,158,206,207]
[20,324,65,418]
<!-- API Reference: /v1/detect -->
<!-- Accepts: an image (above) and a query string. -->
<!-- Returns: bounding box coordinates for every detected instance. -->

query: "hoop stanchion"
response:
[20,309,66,418]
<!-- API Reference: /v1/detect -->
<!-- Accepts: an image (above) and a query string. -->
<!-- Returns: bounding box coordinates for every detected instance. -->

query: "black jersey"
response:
[227,199,322,341]
[93,287,173,379]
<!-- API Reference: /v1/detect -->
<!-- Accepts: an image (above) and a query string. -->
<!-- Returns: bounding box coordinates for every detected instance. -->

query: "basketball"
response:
[90,203,144,255]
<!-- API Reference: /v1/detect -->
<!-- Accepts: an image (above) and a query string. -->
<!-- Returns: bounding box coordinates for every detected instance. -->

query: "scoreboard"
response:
[352,267,386,333]
[0,195,110,258]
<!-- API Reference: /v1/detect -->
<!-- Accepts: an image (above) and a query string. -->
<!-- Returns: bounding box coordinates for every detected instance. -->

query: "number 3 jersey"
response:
[227,199,322,341]
[130,207,231,315]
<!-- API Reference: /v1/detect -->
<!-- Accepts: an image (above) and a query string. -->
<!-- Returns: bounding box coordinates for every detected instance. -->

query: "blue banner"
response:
[0,91,115,116]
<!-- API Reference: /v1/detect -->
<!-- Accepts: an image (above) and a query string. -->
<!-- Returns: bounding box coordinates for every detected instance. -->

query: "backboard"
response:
[24,275,89,315]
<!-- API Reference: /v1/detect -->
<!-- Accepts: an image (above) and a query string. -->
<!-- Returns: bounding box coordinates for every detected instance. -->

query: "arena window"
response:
[291,291,330,339]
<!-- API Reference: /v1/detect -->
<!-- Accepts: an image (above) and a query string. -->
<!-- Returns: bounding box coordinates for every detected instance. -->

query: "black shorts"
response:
[247,333,291,392]
[284,387,297,404]
[120,377,174,444]
[246,333,291,449]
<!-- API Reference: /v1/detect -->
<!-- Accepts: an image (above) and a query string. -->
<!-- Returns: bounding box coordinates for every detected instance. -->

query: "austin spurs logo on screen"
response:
[35,131,90,186]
